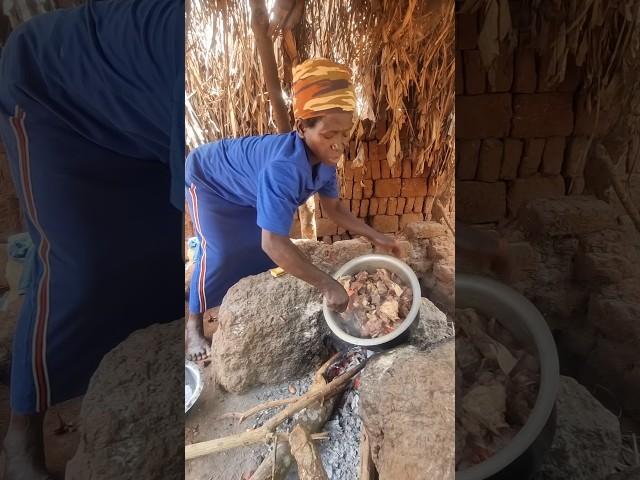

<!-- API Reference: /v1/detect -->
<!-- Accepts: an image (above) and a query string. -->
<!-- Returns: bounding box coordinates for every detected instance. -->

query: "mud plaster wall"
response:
[455,9,637,226]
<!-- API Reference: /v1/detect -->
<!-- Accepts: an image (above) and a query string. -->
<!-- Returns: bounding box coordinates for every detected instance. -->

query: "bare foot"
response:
[186,312,211,361]
[3,412,54,480]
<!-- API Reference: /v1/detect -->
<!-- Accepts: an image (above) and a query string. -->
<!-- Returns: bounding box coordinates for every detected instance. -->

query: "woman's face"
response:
[297,111,354,166]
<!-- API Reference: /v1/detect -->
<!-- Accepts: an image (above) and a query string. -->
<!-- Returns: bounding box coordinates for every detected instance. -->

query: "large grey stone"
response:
[409,297,453,350]
[534,376,621,480]
[66,320,182,480]
[212,272,331,393]
[359,341,455,479]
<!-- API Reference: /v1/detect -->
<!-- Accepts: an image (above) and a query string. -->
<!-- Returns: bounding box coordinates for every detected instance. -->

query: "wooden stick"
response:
[250,397,338,480]
[185,360,364,460]
[289,424,329,480]
[220,397,298,424]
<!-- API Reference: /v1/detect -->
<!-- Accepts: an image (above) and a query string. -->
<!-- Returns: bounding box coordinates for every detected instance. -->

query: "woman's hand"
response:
[322,279,349,313]
[371,233,402,257]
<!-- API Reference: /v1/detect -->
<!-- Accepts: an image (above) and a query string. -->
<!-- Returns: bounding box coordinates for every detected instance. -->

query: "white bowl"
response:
[322,254,422,347]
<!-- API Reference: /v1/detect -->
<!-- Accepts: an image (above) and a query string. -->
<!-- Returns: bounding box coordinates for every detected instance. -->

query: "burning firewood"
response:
[185,350,368,461]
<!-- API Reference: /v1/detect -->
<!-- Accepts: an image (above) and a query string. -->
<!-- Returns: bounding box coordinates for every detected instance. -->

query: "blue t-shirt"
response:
[186,132,339,236]
[0,0,184,210]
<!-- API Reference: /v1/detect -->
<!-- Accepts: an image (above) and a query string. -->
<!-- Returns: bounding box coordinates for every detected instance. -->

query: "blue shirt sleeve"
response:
[317,168,339,198]
[257,160,303,236]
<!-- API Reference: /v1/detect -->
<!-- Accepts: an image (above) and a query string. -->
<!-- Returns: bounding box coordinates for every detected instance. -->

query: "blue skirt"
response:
[186,182,276,313]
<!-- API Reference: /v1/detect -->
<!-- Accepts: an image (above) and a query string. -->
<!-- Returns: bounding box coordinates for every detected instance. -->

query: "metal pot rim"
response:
[322,254,422,347]
[455,273,560,479]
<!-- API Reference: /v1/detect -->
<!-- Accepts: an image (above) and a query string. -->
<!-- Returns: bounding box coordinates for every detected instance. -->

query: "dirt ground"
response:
[185,369,273,480]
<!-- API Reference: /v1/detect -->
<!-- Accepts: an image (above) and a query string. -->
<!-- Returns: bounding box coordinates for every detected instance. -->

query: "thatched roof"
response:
[186,0,455,184]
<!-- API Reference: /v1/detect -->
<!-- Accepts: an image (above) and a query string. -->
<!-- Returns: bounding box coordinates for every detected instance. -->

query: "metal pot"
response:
[185,361,204,414]
[456,274,560,480]
[322,254,422,350]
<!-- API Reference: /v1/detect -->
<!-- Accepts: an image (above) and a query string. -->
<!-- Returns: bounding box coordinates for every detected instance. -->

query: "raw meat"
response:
[337,269,413,338]
[455,308,540,471]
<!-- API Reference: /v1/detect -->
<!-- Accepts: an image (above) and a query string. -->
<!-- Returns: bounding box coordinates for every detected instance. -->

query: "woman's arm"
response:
[261,230,349,312]
[320,196,401,256]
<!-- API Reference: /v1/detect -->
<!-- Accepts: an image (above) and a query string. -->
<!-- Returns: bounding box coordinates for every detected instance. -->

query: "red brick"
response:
[374,178,401,197]
[573,96,620,137]
[500,138,523,180]
[378,198,388,215]
[456,49,464,93]
[488,52,514,93]
[402,159,412,178]
[456,94,512,139]
[371,215,398,233]
[369,198,379,216]
[563,137,590,177]
[413,196,425,213]
[360,199,369,218]
[387,197,397,215]
[511,93,573,138]
[513,49,537,93]
[351,199,361,217]
[381,158,391,179]
[404,197,415,213]
[541,137,566,176]
[404,221,446,239]
[340,199,350,210]
[400,213,424,230]
[375,143,386,161]
[518,138,545,178]
[507,175,565,215]
[362,179,374,198]
[457,180,507,223]
[464,50,486,94]
[353,164,365,182]
[353,181,363,199]
[316,218,338,236]
[456,139,480,180]
[456,13,477,50]
[370,158,381,180]
[364,161,372,179]
[391,161,402,178]
[396,197,406,214]
[401,178,428,197]
[343,160,354,180]
[477,138,503,182]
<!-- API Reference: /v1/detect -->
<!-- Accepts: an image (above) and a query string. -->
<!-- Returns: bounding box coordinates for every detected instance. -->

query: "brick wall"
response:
[455,10,621,225]
[289,120,430,243]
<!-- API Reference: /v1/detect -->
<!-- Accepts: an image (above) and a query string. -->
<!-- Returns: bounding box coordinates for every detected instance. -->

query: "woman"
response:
[185,58,401,361]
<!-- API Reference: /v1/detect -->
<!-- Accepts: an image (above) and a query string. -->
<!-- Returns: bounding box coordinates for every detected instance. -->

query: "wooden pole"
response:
[249,0,316,240]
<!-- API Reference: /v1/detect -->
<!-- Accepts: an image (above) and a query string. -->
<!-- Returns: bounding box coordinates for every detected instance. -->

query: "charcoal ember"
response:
[338,269,413,338]
[455,308,541,471]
